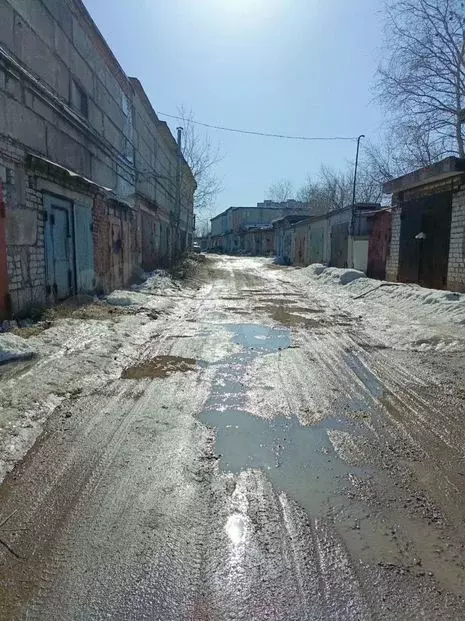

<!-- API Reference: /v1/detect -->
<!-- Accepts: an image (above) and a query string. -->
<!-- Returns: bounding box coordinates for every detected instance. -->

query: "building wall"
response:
[211,203,310,236]
[131,80,195,266]
[447,187,465,291]
[0,0,195,315]
[1,146,47,313]
[1,0,136,196]
[0,177,8,317]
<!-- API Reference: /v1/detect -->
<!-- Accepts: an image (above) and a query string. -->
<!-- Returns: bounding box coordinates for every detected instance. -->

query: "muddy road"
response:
[1,255,465,619]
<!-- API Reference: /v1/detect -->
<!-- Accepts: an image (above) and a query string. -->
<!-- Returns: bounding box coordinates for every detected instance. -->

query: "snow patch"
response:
[0,333,36,365]
[300,265,366,286]
[132,270,179,293]
[106,292,138,307]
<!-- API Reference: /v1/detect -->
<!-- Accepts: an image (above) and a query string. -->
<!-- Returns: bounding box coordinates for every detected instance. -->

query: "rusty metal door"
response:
[142,212,157,270]
[122,219,131,285]
[398,192,452,289]
[110,220,123,290]
[330,222,348,267]
[73,203,94,293]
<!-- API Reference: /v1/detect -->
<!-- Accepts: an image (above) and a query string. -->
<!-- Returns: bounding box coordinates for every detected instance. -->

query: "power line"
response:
[157,112,357,142]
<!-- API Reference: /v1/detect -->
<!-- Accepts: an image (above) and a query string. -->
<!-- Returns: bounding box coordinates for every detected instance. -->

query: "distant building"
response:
[209,200,310,255]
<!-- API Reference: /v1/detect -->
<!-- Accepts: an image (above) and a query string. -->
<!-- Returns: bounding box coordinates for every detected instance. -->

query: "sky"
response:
[84,0,386,222]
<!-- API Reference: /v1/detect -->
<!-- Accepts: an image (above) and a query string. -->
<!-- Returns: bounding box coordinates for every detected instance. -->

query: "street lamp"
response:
[351,134,365,207]
[350,134,365,269]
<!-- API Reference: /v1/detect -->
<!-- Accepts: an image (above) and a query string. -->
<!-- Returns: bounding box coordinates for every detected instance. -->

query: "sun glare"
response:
[202,0,270,21]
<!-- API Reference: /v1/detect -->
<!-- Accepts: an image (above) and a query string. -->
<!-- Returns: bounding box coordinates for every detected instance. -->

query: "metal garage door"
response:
[398,191,452,289]
[330,222,348,268]
[45,196,95,300]
[74,203,94,293]
[45,196,75,300]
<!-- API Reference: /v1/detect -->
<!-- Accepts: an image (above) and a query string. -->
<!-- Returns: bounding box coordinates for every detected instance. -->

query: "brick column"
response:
[447,189,465,292]
[386,207,401,282]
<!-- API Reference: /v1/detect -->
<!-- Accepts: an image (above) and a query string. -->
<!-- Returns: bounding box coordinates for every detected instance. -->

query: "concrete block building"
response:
[0,0,195,317]
[209,200,310,254]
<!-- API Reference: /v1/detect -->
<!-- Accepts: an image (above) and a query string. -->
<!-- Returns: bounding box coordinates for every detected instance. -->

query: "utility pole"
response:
[352,134,365,208]
[350,134,365,268]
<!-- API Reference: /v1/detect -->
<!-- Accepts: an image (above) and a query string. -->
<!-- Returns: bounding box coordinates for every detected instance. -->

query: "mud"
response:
[254,304,323,328]
[121,355,197,379]
[0,255,465,620]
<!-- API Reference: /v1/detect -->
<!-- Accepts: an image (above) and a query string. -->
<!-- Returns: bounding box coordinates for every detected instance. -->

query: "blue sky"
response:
[84,0,386,220]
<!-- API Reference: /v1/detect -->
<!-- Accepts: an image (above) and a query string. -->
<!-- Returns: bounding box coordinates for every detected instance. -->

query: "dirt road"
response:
[1,255,465,619]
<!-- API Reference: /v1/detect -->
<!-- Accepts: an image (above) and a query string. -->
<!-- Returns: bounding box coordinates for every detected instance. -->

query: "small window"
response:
[70,79,88,118]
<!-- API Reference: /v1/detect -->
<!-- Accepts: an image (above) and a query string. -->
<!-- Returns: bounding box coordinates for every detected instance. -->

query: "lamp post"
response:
[350,134,365,268]
[352,134,365,208]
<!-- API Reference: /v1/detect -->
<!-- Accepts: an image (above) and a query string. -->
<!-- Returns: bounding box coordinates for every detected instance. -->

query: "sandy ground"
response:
[0,255,465,620]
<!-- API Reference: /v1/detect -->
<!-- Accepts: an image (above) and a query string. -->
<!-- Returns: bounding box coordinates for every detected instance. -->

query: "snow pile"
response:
[346,279,465,325]
[131,270,179,294]
[0,333,35,365]
[298,264,465,325]
[300,264,366,286]
[303,264,327,277]
[106,270,180,308]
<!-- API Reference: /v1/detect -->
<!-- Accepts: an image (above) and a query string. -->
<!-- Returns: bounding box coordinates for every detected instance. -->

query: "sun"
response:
[204,0,269,19]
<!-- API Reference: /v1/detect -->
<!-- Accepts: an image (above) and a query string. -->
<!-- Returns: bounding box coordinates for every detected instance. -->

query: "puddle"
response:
[225,323,290,352]
[202,409,361,516]
[200,323,367,517]
[121,355,197,379]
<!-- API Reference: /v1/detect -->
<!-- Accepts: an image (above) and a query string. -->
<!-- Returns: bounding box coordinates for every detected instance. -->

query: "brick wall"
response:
[447,188,465,292]
[0,147,47,314]
[386,207,401,282]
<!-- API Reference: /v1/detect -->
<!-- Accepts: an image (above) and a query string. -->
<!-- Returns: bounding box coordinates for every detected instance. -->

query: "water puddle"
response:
[202,409,360,516]
[225,323,290,352]
[200,324,367,517]
[121,355,197,379]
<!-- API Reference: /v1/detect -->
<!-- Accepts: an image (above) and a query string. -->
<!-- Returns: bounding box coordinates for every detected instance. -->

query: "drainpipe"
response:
[175,126,183,260]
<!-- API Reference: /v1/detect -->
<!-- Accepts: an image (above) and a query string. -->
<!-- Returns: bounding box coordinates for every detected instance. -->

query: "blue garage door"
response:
[45,196,74,300]
[45,196,95,300]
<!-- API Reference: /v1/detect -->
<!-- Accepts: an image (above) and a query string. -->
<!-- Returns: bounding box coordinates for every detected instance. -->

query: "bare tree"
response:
[376,0,465,157]
[296,168,349,212]
[354,162,384,203]
[266,179,294,202]
[364,121,452,186]
[178,107,223,215]
[297,163,383,213]
[195,217,210,237]
[319,166,353,210]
